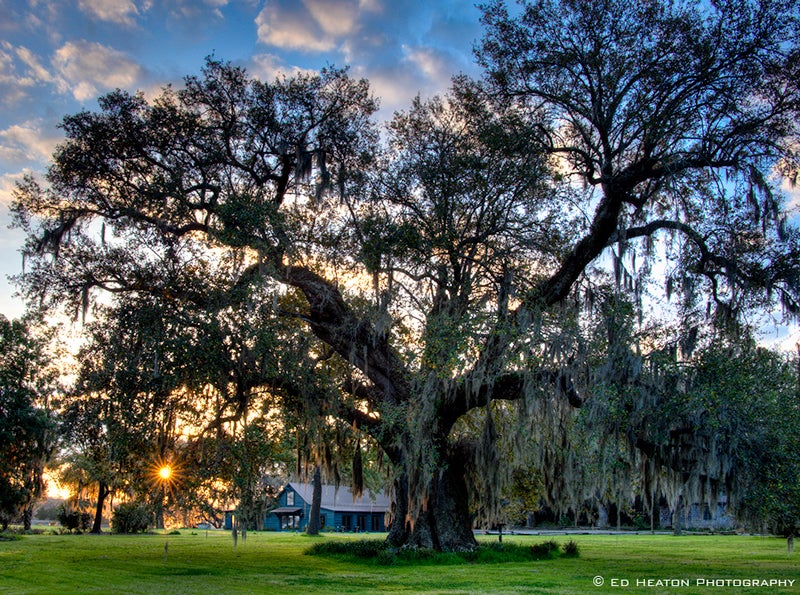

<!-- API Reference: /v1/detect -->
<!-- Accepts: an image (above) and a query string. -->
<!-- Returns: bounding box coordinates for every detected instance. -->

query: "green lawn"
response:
[0,531,797,594]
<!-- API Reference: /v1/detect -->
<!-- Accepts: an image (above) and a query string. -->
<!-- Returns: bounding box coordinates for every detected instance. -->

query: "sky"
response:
[1,0,797,348]
[0,0,485,320]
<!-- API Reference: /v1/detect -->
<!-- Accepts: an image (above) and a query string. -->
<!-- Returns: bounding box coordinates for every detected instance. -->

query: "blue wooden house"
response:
[264,482,391,532]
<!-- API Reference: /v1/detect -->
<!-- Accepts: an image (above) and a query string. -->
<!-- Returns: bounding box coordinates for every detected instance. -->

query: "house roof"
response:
[271,507,303,515]
[286,482,391,513]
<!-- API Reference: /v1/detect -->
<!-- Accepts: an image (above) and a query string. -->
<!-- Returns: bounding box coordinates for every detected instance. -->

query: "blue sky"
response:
[0,0,484,319]
[1,0,797,348]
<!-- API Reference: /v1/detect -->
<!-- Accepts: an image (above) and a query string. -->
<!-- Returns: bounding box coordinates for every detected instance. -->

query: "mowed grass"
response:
[0,531,797,594]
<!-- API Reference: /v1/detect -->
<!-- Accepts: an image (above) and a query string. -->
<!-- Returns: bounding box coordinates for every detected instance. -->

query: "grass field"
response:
[0,531,797,594]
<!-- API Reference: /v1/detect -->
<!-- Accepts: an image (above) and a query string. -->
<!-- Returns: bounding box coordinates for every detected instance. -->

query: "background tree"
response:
[0,314,56,530]
[678,340,800,535]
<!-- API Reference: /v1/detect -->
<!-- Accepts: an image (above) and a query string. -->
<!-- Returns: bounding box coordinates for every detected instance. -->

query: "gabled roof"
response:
[286,482,391,513]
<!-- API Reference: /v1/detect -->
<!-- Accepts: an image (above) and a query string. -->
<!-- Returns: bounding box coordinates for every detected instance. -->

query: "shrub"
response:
[307,539,388,559]
[111,502,152,534]
[0,533,21,541]
[562,539,580,557]
[530,540,560,560]
[56,505,92,533]
[308,539,557,565]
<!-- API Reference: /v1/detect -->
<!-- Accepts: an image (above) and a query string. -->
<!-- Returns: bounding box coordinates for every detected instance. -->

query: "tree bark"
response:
[91,480,110,534]
[672,494,683,536]
[307,465,322,535]
[22,504,33,531]
[424,456,477,551]
[397,450,477,552]
[387,474,410,547]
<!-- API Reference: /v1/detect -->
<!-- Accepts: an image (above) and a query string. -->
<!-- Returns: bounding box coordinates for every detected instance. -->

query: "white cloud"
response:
[358,0,382,11]
[255,0,383,52]
[255,3,336,52]
[0,44,24,86]
[78,0,141,26]
[166,0,230,21]
[353,45,461,116]
[0,169,38,207]
[782,177,800,214]
[0,43,56,104]
[14,45,53,84]
[402,45,451,83]
[301,0,361,37]
[249,53,314,81]
[52,40,143,101]
[0,120,62,167]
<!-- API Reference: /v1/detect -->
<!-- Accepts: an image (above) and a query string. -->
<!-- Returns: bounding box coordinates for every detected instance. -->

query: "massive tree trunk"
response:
[91,480,110,534]
[388,439,477,552]
[418,453,477,551]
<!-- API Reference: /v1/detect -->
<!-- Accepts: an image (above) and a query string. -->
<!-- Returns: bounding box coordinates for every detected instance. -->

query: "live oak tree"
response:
[13,0,800,549]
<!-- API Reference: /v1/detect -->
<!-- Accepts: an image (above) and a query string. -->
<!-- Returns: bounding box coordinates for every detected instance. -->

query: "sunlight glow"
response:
[158,465,173,481]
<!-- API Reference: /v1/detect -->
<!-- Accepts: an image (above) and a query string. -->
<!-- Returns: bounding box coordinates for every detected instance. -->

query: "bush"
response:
[56,505,92,533]
[530,540,560,560]
[111,502,152,534]
[0,533,21,541]
[306,539,388,559]
[308,539,557,565]
[562,539,580,557]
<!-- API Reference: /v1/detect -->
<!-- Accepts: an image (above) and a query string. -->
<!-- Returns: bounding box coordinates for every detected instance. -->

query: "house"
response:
[659,494,735,531]
[264,482,391,532]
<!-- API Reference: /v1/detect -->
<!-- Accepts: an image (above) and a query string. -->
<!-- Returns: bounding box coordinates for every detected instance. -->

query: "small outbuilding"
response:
[264,482,391,532]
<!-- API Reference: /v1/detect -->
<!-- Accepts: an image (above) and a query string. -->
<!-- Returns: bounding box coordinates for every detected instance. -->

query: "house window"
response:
[341,514,351,530]
[282,515,298,530]
[371,514,381,532]
[320,514,326,529]
[286,491,294,506]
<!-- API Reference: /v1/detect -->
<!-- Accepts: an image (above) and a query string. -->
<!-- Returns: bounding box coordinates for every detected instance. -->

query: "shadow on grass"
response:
[306,538,579,566]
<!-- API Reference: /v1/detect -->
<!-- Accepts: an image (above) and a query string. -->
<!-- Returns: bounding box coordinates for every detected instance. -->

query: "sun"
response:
[158,465,173,481]
[148,457,183,491]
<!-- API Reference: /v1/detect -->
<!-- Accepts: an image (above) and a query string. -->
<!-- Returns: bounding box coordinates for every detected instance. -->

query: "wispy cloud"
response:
[255,2,337,52]
[14,45,54,84]
[0,120,62,167]
[52,40,144,101]
[165,0,231,22]
[0,42,54,105]
[254,0,480,114]
[301,0,371,37]
[249,53,315,81]
[255,0,384,52]
[0,169,38,207]
[77,0,141,27]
